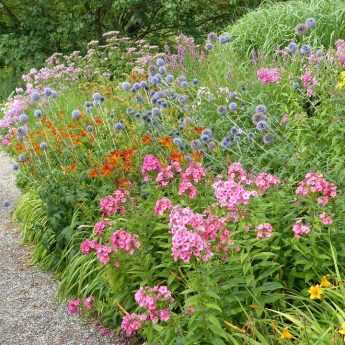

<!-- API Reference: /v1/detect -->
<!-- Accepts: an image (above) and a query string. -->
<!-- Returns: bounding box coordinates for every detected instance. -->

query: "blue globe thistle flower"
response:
[149,75,160,85]
[295,23,308,36]
[39,142,48,150]
[178,95,188,104]
[300,44,311,55]
[247,132,256,143]
[229,102,238,112]
[120,81,131,91]
[18,154,26,162]
[217,105,227,116]
[263,133,274,145]
[156,57,166,67]
[288,41,298,54]
[166,74,174,83]
[305,18,316,29]
[13,163,19,171]
[131,83,141,92]
[180,80,188,88]
[229,126,242,136]
[19,113,29,123]
[158,99,168,108]
[158,66,167,75]
[86,125,93,132]
[44,87,53,97]
[255,104,267,114]
[207,32,218,42]
[190,139,202,150]
[135,112,141,119]
[114,121,125,130]
[3,201,10,208]
[93,92,103,102]
[228,91,237,99]
[207,141,216,151]
[85,101,93,108]
[34,109,43,119]
[201,128,213,137]
[292,81,300,90]
[139,80,148,89]
[71,109,81,120]
[252,113,267,125]
[192,78,199,85]
[152,107,161,117]
[233,135,241,144]
[218,33,231,44]
[31,91,40,102]
[126,108,135,116]
[17,126,28,137]
[256,120,268,131]
[221,136,232,149]
[173,137,184,149]
[205,42,214,50]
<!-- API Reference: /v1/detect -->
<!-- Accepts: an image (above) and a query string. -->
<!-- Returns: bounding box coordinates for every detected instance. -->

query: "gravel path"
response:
[0,152,123,345]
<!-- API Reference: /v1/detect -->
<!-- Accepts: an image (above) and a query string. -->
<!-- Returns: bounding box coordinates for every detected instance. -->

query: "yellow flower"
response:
[320,275,332,288]
[338,322,345,338]
[280,327,293,340]
[308,284,323,300]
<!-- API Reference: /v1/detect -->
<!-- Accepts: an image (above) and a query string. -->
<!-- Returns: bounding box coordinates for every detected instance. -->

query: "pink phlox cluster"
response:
[228,162,252,185]
[110,229,140,254]
[335,39,345,67]
[67,299,80,315]
[301,71,317,97]
[83,296,93,310]
[169,206,204,234]
[95,244,112,264]
[319,212,333,225]
[121,313,146,336]
[182,162,206,183]
[292,220,311,239]
[156,165,174,186]
[99,189,128,216]
[134,285,173,322]
[254,172,280,193]
[154,197,173,216]
[178,179,198,199]
[142,154,161,181]
[94,220,110,236]
[80,239,97,254]
[256,223,273,239]
[257,68,281,84]
[296,172,336,206]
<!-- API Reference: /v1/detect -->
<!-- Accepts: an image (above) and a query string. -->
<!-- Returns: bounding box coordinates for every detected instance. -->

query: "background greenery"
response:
[0,0,283,99]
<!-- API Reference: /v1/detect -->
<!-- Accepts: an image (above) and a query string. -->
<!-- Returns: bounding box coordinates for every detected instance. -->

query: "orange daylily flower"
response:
[159,136,173,149]
[142,134,152,145]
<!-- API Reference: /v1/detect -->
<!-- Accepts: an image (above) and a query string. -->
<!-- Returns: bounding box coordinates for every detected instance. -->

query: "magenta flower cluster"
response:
[256,223,273,239]
[67,296,93,315]
[256,68,281,85]
[110,229,140,254]
[99,189,128,216]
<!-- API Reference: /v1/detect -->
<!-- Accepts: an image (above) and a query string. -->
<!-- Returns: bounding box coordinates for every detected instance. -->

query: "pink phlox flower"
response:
[255,223,273,239]
[156,165,174,186]
[178,179,198,199]
[154,197,173,216]
[319,212,333,225]
[228,162,252,184]
[67,299,80,315]
[182,162,206,183]
[292,220,311,239]
[95,244,112,264]
[142,154,161,181]
[80,239,97,254]
[94,220,110,236]
[257,68,281,84]
[110,229,140,254]
[121,313,146,336]
[254,172,280,193]
[83,296,93,310]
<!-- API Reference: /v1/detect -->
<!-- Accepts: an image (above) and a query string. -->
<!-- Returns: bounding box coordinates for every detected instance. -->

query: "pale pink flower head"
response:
[154,197,173,216]
[254,172,280,193]
[80,239,97,255]
[121,313,145,336]
[255,223,273,239]
[83,296,93,310]
[110,229,140,255]
[319,212,333,225]
[182,162,206,183]
[95,244,112,264]
[67,299,80,315]
[178,180,198,199]
[141,154,161,181]
[257,68,281,85]
[94,220,110,236]
[292,220,311,239]
[159,309,170,322]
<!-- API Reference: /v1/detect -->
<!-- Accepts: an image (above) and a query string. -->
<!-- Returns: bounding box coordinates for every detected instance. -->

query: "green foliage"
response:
[228,0,345,56]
